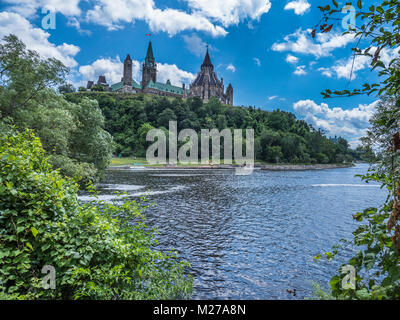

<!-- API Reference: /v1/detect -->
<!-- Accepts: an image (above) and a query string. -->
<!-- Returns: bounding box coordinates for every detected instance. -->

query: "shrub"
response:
[0,129,193,299]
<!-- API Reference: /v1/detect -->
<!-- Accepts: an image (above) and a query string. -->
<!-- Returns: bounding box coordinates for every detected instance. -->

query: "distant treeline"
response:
[66,92,361,164]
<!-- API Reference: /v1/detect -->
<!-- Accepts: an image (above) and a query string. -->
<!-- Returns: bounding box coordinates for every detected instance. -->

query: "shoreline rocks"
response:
[108,163,354,171]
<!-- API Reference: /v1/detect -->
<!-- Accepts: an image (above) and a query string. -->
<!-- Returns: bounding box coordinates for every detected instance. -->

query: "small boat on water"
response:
[235,165,256,176]
[129,166,147,170]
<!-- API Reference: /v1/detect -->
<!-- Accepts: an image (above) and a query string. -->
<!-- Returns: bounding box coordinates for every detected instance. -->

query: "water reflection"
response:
[80,164,387,299]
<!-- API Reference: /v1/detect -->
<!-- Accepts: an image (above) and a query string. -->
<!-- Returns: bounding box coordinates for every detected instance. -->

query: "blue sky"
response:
[0,0,396,146]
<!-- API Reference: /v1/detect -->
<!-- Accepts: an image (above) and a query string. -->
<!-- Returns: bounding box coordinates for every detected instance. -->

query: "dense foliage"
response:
[314,0,400,299]
[316,96,400,299]
[66,93,355,164]
[0,35,113,185]
[0,129,192,299]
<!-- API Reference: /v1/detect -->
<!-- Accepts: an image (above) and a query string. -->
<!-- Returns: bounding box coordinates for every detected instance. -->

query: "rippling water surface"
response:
[80,164,387,299]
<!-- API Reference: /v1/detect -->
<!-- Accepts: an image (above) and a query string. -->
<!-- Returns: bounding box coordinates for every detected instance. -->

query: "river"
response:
[79,164,387,299]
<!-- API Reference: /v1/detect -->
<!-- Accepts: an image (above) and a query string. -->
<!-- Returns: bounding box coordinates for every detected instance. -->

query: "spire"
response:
[145,41,155,66]
[201,47,213,70]
[125,54,132,61]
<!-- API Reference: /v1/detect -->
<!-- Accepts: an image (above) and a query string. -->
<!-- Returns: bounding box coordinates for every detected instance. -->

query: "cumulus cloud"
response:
[147,8,227,37]
[226,64,236,72]
[0,11,80,68]
[184,0,272,27]
[3,0,273,37]
[317,67,332,77]
[293,99,379,146]
[85,0,272,35]
[79,57,129,86]
[3,0,81,17]
[285,54,299,64]
[157,63,195,85]
[85,0,227,36]
[272,28,355,58]
[253,57,261,66]
[319,47,399,80]
[284,0,310,15]
[294,65,306,75]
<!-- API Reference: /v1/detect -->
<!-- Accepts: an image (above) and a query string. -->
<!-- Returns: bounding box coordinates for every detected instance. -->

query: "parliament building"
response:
[86,42,233,106]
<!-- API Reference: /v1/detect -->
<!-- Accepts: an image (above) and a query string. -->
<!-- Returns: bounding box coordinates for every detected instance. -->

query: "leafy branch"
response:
[312,0,400,98]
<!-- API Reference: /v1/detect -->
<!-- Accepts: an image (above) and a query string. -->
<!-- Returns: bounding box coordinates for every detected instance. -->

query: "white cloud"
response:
[79,56,130,86]
[185,0,272,27]
[293,99,379,146]
[4,0,273,37]
[67,17,91,35]
[147,8,227,37]
[285,54,299,64]
[268,95,278,100]
[294,65,306,75]
[3,0,81,18]
[320,47,399,80]
[272,28,355,58]
[182,34,218,57]
[330,55,369,80]
[157,63,195,85]
[253,57,261,66]
[0,11,80,68]
[284,0,310,15]
[318,67,332,77]
[86,0,227,36]
[226,64,236,72]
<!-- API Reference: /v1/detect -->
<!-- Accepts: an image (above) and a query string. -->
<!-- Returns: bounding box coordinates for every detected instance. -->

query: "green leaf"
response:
[31,227,38,238]
[356,288,371,299]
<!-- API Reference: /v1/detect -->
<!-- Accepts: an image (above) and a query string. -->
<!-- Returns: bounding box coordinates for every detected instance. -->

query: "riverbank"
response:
[108,163,354,171]
[260,163,353,171]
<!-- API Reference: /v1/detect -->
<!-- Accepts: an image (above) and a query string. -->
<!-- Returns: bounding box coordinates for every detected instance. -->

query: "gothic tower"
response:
[122,54,132,86]
[226,84,233,106]
[189,47,233,105]
[141,41,157,88]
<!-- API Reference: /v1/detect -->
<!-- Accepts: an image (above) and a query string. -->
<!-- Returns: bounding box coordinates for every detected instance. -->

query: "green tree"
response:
[0,35,113,185]
[0,129,192,299]
[157,108,177,128]
[314,0,400,300]
[135,123,155,157]
[58,83,75,94]
[0,34,68,120]
[91,84,105,92]
[66,90,354,164]
[68,98,113,175]
[265,145,283,163]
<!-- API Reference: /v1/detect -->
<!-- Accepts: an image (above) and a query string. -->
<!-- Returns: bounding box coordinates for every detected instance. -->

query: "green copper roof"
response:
[144,41,155,67]
[146,80,187,95]
[110,80,141,92]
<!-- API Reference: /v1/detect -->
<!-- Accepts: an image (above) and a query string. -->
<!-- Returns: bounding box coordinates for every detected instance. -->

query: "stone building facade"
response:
[188,48,233,105]
[86,42,233,105]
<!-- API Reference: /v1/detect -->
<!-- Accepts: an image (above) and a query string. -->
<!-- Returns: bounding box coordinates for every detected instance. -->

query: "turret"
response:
[226,84,233,106]
[97,75,107,84]
[123,54,133,86]
[201,48,214,72]
[142,41,157,88]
